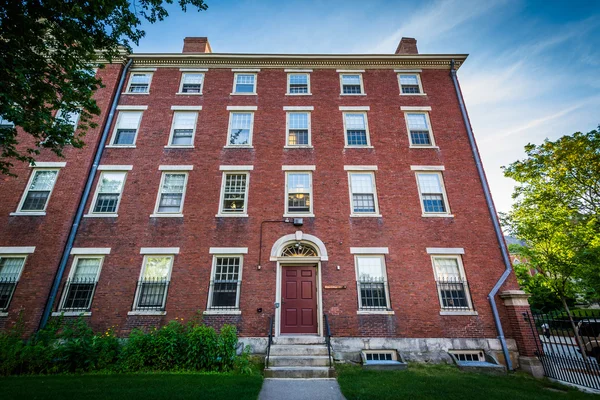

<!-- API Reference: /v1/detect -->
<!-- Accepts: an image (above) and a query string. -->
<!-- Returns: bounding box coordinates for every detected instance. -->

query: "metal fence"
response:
[525,310,600,390]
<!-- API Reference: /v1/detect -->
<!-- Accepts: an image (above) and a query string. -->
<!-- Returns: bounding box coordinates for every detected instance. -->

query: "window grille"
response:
[234,74,256,93]
[433,257,471,310]
[356,256,390,310]
[157,173,186,213]
[93,172,126,213]
[128,73,151,93]
[222,173,247,213]
[229,113,252,145]
[287,112,309,146]
[417,173,447,213]
[171,112,196,146]
[21,170,58,211]
[344,113,368,146]
[281,243,318,257]
[287,172,311,213]
[0,257,25,311]
[181,73,204,93]
[449,351,485,362]
[407,113,432,146]
[59,258,101,312]
[209,257,241,310]
[288,73,309,94]
[399,74,421,94]
[341,74,362,94]
[133,256,172,311]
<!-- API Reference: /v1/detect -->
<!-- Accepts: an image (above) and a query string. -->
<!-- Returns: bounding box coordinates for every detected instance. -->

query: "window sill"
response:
[223,146,254,149]
[400,93,428,96]
[164,145,195,149]
[215,214,249,218]
[175,92,203,95]
[203,310,242,315]
[421,213,454,218]
[350,214,382,218]
[52,311,91,317]
[84,213,118,218]
[128,311,166,316]
[0,312,8,317]
[105,145,137,148]
[283,213,314,218]
[340,93,367,96]
[409,145,439,149]
[121,92,149,95]
[285,93,312,96]
[229,93,257,96]
[439,310,478,316]
[284,145,314,149]
[10,211,46,216]
[344,145,374,149]
[357,310,395,315]
[150,214,183,218]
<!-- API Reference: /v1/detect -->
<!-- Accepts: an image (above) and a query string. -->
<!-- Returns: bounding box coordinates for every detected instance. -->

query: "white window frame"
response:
[0,116,15,127]
[15,168,61,215]
[217,171,251,217]
[286,72,311,95]
[177,72,205,95]
[404,112,436,148]
[108,110,144,147]
[397,73,425,95]
[347,171,381,217]
[342,111,372,148]
[353,254,392,314]
[285,111,312,148]
[205,254,244,314]
[55,109,81,130]
[430,255,475,314]
[151,171,189,217]
[414,170,452,217]
[56,255,104,314]
[339,72,365,95]
[125,72,153,94]
[167,111,198,148]
[231,72,257,95]
[0,255,28,314]
[226,111,254,148]
[284,171,314,217]
[88,170,128,217]
[130,254,175,314]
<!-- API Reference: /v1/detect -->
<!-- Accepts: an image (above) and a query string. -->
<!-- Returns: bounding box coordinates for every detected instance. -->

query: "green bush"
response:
[0,315,244,376]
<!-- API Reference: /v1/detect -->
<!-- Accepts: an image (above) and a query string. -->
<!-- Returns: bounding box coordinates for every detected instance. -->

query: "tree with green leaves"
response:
[503,127,600,359]
[0,0,207,175]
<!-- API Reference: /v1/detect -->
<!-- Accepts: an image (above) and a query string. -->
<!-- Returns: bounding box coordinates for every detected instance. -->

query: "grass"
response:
[336,363,597,400]
[0,372,264,400]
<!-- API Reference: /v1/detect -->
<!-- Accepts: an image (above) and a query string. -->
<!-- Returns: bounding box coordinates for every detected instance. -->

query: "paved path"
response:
[259,378,347,400]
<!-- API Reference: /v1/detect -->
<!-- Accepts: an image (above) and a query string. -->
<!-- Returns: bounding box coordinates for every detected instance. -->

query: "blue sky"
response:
[135,0,600,212]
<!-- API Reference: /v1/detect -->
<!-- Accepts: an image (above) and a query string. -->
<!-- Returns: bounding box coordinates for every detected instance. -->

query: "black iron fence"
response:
[357,280,391,311]
[59,278,97,312]
[436,278,471,310]
[132,278,169,311]
[207,280,241,310]
[525,310,600,390]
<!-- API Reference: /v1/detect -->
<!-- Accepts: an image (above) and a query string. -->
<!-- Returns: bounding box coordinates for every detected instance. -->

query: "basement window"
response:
[449,350,485,362]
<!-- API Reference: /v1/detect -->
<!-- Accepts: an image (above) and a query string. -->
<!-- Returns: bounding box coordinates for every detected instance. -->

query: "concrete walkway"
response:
[259,378,347,400]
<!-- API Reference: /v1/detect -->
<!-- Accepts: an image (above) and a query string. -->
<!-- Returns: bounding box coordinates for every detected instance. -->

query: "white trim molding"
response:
[70,247,111,255]
[410,165,445,171]
[344,165,378,171]
[116,105,148,111]
[283,106,314,111]
[231,68,261,72]
[226,105,258,111]
[209,247,249,254]
[98,165,133,171]
[350,247,389,254]
[426,247,465,255]
[282,165,316,171]
[219,165,254,171]
[339,106,370,111]
[284,69,313,72]
[336,69,365,73]
[0,246,35,254]
[394,69,423,73]
[30,162,67,168]
[140,247,180,255]
[401,106,432,111]
[171,105,202,111]
[130,67,157,72]
[158,165,194,171]
[179,68,208,72]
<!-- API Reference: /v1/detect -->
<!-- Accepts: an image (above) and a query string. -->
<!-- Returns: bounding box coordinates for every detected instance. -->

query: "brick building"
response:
[0,37,537,371]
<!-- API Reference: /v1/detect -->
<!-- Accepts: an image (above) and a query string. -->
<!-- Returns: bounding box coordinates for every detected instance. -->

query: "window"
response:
[287,73,310,94]
[340,74,364,95]
[227,112,253,146]
[91,171,127,214]
[179,73,204,94]
[154,172,188,215]
[168,112,197,147]
[207,256,243,310]
[355,255,390,311]
[55,110,80,129]
[286,112,311,147]
[219,172,249,215]
[132,255,173,311]
[286,172,312,215]
[126,72,152,93]
[0,116,14,129]
[415,172,450,215]
[406,113,434,147]
[233,73,257,94]
[398,74,423,94]
[17,169,59,212]
[343,112,370,147]
[59,257,102,312]
[348,172,379,215]
[432,256,473,311]
[0,257,26,311]
[110,111,142,146]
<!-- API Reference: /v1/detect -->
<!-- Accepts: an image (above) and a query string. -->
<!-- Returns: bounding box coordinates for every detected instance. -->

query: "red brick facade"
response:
[0,39,528,353]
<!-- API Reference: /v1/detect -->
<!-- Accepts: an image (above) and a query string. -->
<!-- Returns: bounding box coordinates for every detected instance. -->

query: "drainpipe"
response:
[449,59,514,371]
[39,58,133,330]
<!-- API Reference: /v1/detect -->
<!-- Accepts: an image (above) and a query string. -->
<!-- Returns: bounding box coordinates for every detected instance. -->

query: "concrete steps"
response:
[265,336,334,378]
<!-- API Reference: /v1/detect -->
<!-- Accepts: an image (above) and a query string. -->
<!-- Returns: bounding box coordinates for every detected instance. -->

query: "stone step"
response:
[264,366,335,379]
[269,344,329,356]
[272,336,325,345]
[268,355,332,367]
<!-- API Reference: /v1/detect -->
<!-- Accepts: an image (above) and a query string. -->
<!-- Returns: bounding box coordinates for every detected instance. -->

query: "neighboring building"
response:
[0,37,537,370]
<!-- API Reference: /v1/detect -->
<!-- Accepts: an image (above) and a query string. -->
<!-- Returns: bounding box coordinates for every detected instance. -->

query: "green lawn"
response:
[336,363,597,400]
[0,372,264,400]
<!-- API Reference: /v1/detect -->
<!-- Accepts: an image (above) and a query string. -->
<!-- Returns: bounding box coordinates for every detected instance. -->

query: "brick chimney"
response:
[182,37,212,53]
[395,37,418,55]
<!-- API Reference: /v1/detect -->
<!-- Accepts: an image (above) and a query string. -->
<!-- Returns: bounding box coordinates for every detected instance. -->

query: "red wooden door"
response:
[281,265,318,334]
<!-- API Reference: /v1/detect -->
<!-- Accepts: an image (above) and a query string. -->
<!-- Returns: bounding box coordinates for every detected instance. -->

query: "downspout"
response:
[39,58,133,330]
[449,59,514,371]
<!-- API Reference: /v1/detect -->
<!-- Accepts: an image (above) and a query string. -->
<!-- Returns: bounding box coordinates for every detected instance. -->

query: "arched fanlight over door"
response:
[281,242,318,257]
